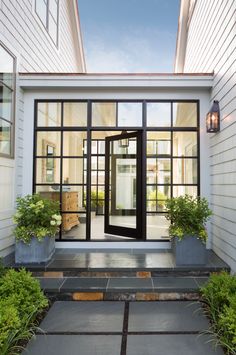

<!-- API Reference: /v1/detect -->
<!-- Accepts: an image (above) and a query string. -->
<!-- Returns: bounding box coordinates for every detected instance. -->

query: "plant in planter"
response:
[165,195,212,265]
[14,194,61,264]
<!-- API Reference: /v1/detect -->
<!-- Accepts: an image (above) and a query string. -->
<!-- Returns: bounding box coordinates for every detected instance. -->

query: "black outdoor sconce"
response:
[206,100,220,133]
[119,130,129,148]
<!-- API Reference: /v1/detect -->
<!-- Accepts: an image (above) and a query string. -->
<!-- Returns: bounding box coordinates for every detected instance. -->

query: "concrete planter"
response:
[15,236,55,264]
[172,235,207,266]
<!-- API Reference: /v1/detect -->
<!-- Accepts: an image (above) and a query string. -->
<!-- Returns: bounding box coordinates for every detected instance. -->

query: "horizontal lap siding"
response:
[184,0,236,272]
[0,0,81,72]
[0,0,83,256]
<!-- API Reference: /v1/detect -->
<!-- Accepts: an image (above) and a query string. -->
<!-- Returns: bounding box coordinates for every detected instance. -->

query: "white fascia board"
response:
[19,74,213,90]
[174,0,190,73]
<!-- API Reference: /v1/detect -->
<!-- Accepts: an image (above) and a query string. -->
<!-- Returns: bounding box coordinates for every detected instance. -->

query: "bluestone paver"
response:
[22,335,122,355]
[126,334,224,355]
[128,301,209,332]
[39,301,124,333]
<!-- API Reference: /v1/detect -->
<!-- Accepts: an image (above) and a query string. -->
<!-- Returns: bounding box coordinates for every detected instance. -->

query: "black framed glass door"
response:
[105,131,143,239]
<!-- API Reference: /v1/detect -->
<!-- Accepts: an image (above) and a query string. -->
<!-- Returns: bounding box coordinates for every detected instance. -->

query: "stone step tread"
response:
[37,276,208,293]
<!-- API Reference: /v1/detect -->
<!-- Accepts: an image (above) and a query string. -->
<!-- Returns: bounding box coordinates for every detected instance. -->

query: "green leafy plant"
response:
[147,190,167,210]
[165,195,212,242]
[201,272,236,354]
[13,194,62,244]
[0,268,48,354]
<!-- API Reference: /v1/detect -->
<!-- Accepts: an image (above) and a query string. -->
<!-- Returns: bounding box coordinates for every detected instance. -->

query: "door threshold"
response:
[56,241,171,249]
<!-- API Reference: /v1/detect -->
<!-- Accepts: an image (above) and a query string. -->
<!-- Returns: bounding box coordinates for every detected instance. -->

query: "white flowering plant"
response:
[13,194,62,244]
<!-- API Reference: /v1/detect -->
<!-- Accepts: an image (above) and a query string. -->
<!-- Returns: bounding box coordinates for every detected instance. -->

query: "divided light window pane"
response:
[36,0,47,27]
[48,14,58,43]
[0,84,13,122]
[37,102,61,127]
[173,102,197,127]
[146,103,171,127]
[0,45,14,88]
[49,0,58,22]
[0,119,11,156]
[118,103,142,127]
[63,102,87,126]
[92,102,116,127]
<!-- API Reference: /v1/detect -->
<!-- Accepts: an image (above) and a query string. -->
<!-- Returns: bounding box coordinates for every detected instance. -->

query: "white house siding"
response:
[183,0,236,271]
[0,0,85,257]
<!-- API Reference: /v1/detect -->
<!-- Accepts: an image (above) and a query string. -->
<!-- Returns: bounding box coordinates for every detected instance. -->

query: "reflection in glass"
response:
[63,131,87,156]
[0,84,12,121]
[63,102,87,126]
[108,137,137,229]
[37,131,61,156]
[147,102,171,126]
[173,158,198,184]
[147,132,171,155]
[0,45,14,88]
[173,185,198,197]
[35,0,47,26]
[146,185,170,212]
[0,119,11,155]
[92,102,116,126]
[147,215,170,239]
[173,102,197,127]
[118,103,142,126]
[147,158,171,184]
[36,158,60,184]
[173,132,197,156]
[37,102,61,127]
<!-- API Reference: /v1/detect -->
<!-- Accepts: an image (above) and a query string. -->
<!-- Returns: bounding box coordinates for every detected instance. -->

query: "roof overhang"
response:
[19,73,213,90]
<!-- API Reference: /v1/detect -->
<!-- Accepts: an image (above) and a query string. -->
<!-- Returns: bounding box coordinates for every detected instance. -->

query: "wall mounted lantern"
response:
[206,100,220,133]
[119,130,129,148]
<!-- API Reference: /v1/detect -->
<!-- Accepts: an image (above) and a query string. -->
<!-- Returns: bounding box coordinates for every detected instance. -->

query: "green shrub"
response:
[13,194,61,244]
[0,300,21,348]
[165,195,212,242]
[201,272,236,354]
[0,268,48,354]
[218,296,236,352]
[201,272,236,323]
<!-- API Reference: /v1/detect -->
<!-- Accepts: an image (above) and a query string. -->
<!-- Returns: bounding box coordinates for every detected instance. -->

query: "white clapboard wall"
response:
[184,0,236,272]
[0,0,85,258]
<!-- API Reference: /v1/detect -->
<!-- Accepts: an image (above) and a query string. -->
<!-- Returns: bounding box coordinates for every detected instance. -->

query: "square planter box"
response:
[15,236,55,264]
[172,235,207,266]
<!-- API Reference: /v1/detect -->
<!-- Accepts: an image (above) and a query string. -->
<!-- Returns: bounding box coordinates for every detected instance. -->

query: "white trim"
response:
[56,241,171,249]
[175,0,190,73]
[19,74,213,89]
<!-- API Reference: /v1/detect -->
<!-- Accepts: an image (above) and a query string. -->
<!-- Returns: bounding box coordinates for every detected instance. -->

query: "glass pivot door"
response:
[105,131,143,239]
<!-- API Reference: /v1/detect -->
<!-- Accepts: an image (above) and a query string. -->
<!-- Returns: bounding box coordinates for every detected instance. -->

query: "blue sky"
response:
[78,0,180,73]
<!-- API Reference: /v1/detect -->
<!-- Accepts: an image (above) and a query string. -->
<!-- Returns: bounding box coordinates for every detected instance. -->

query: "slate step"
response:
[37,276,208,301]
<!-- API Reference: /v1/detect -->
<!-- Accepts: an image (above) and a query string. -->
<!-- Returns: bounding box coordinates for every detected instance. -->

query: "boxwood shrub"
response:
[0,267,48,354]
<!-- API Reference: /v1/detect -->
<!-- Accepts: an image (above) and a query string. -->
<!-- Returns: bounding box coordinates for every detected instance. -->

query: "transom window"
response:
[35,0,59,45]
[0,43,15,158]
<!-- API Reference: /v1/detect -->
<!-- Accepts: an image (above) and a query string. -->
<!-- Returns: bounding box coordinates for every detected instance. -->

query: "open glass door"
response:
[105,131,143,239]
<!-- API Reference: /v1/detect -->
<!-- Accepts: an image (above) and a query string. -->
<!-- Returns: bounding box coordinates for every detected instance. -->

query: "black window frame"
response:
[33,99,200,242]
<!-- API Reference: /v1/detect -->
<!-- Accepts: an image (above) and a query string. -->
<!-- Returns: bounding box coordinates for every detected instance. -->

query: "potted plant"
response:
[165,195,212,265]
[14,194,62,264]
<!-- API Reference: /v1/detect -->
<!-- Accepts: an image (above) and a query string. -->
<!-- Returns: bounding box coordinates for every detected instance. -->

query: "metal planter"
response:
[172,235,207,266]
[15,236,55,264]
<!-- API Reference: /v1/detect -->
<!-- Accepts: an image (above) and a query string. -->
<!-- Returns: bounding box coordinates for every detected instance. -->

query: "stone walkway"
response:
[22,301,224,355]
